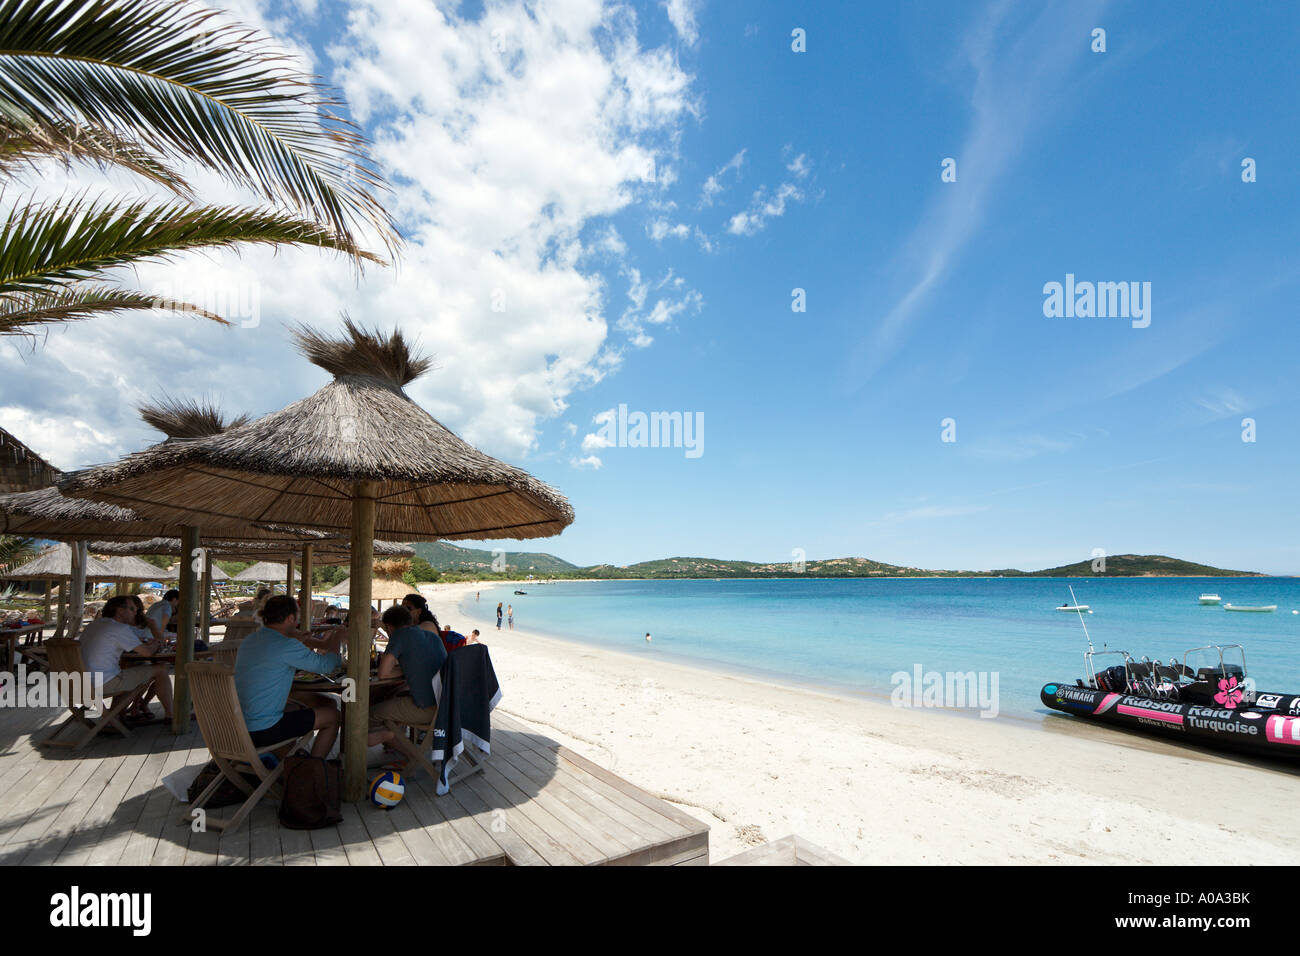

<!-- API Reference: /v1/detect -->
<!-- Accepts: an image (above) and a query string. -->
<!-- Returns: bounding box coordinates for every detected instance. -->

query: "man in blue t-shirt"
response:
[234,595,347,756]
[373,605,447,728]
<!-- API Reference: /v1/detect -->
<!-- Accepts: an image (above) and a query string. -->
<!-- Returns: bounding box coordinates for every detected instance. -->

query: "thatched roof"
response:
[86,536,411,565]
[0,427,59,493]
[138,396,250,441]
[94,555,170,581]
[60,320,575,541]
[232,560,301,582]
[0,542,114,580]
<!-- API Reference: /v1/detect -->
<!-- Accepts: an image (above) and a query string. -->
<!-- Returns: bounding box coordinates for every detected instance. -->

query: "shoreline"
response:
[423,580,1300,864]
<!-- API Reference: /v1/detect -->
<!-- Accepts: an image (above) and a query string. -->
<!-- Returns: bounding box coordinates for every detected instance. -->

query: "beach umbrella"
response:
[0,426,59,494]
[1,542,115,636]
[60,319,574,799]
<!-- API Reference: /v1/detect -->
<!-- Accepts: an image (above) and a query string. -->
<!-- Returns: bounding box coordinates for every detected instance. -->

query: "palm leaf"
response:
[0,0,400,258]
[0,193,382,299]
[0,533,35,572]
[0,111,191,196]
[0,282,224,336]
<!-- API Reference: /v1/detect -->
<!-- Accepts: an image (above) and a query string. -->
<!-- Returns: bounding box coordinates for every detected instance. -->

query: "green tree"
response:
[0,0,399,336]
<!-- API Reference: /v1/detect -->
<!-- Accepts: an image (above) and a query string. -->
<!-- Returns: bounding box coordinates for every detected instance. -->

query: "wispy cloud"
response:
[700,149,745,206]
[848,0,1107,384]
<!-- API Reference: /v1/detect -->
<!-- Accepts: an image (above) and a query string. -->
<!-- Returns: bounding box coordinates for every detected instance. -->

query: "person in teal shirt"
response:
[234,595,347,757]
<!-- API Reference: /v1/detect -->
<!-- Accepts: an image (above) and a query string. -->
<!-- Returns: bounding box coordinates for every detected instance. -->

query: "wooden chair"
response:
[381,703,485,787]
[208,639,243,668]
[219,619,258,643]
[39,639,149,750]
[181,662,311,833]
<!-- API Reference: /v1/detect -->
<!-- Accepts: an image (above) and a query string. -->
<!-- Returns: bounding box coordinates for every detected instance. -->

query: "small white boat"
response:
[1199,594,1221,605]
[1224,604,1276,613]
[1056,604,1090,612]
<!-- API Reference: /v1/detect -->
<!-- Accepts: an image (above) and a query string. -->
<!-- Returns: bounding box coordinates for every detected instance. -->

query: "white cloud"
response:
[1195,388,1249,420]
[700,149,745,206]
[647,219,691,241]
[786,153,810,178]
[727,181,804,236]
[570,455,603,469]
[663,0,699,46]
[0,406,120,470]
[0,0,700,467]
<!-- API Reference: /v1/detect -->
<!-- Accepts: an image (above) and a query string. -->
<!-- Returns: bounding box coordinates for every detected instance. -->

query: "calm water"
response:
[457,577,1300,719]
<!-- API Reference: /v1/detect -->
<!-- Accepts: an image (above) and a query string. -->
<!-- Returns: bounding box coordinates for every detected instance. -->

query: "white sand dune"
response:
[427,582,1300,864]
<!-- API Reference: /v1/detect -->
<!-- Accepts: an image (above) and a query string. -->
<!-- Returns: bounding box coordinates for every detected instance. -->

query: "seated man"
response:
[80,595,174,721]
[145,589,179,636]
[235,595,347,758]
[372,606,447,733]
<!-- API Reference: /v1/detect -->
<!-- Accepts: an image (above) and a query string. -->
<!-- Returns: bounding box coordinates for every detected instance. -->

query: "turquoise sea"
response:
[457,577,1300,719]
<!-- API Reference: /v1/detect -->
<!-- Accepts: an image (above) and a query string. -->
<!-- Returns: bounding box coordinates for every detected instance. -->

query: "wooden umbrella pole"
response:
[299,543,314,621]
[173,526,201,735]
[286,557,295,597]
[54,579,66,638]
[344,481,376,802]
[68,542,87,640]
[200,550,213,648]
[42,582,51,625]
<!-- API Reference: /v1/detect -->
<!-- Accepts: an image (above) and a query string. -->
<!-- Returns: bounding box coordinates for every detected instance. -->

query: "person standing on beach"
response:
[496,602,503,629]
[507,604,513,630]
[476,591,480,602]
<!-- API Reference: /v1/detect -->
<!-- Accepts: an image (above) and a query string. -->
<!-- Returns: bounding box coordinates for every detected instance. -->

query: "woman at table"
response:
[402,594,440,635]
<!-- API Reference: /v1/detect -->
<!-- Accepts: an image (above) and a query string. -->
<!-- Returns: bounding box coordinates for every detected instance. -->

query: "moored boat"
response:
[1199,594,1221,605]
[1056,604,1089,612]
[1224,604,1276,612]
[1042,642,1300,759]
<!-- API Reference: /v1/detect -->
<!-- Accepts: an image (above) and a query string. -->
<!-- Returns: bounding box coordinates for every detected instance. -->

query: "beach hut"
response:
[60,320,574,798]
[0,543,114,637]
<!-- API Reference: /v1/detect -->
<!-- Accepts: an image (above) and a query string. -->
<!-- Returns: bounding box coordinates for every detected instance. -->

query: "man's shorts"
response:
[248,707,316,747]
[370,693,438,728]
[101,665,156,697]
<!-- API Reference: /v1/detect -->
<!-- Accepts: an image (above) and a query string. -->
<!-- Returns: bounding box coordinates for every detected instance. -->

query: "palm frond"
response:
[0,282,223,336]
[0,111,191,196]
[0,0,400,260]
[0,533,36,572]
[0,194,383,298]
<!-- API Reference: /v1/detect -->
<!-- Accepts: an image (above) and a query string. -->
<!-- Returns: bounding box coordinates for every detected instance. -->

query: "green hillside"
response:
[1032,554,1259,577]
[411,541,578,575]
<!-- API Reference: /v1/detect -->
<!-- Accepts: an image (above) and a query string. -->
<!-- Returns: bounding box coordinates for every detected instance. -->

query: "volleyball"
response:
[369,770,405,808]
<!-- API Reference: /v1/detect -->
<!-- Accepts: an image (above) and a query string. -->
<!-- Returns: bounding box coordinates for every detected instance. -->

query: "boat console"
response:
[1083,643,1248,705]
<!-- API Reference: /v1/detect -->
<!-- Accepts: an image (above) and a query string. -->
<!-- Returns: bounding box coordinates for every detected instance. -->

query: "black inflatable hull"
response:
[1041,682,1300,760]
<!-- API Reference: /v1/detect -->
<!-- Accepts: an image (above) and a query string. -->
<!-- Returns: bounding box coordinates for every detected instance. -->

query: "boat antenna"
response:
[1069,584,1095,654]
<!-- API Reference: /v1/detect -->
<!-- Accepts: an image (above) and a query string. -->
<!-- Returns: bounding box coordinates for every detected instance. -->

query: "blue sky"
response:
[6,0,1300,573]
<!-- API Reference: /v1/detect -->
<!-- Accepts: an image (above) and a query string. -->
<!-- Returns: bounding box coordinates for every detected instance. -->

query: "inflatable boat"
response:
[1042,642,1300,759]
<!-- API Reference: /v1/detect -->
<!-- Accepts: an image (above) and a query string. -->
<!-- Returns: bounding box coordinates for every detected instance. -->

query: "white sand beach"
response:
[424,581,1300,864]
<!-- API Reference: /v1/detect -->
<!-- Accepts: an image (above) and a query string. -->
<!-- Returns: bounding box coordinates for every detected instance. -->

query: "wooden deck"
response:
[0,705,709,866]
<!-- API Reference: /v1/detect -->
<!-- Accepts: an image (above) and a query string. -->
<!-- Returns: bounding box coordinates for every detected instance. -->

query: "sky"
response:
[5,0,1300,574]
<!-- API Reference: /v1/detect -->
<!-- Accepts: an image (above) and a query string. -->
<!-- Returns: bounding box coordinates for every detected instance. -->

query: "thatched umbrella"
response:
[0,426,59,493]
[232,560,302,583]
[1,543,115,636]
[94,554,171,597]
[61,320,574,799]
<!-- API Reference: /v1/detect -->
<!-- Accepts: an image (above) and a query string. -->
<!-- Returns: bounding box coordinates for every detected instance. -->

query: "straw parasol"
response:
[1,543,114,635]
[0,427,59,493]
[1,542,114,580]
[61,319,574,799]
[232,561,303,583]
[95,554,170,581]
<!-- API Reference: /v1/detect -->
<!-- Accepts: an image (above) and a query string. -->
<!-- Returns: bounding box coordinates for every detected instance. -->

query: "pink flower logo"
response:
[1214,676,1243,709]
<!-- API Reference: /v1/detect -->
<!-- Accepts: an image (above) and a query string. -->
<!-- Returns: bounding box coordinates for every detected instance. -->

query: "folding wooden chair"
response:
[39,638,149,750]
[382,704,486,787]
[208,639,243,668]
[219,619,258,643]
[181,662,311,833]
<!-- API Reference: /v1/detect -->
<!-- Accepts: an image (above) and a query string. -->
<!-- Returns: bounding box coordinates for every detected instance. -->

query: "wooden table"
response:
[290,675,403,694]
[1,623,47,672]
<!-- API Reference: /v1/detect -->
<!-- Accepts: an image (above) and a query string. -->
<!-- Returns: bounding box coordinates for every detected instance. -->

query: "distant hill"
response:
[412,541,578,575]
[1031,554,1260,577]
[413,544,1262,579]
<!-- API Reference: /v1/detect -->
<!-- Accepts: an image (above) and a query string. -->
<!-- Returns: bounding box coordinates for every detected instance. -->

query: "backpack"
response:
[278,755,343,829]
[187,760,266,808]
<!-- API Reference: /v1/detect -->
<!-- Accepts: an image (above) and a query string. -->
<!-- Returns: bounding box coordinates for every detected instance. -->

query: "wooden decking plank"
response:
[118,731,205,866]
[54,746,154,866]
[248,803,284,865]
[354,803,416,866]
[505,744,677,844]
[18,738,128,865]
[438,773,547,865]
[151,735,213,866]
[278,816,317,865]
[506,733,689,839]
[0,750,95,847]
[400,773,500,865]
[469,762,603,865]
[86,734,177,866]
[337,803,382,866]
[361,794,451,866]
[546,743,709,836]
[489,751,635,860]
